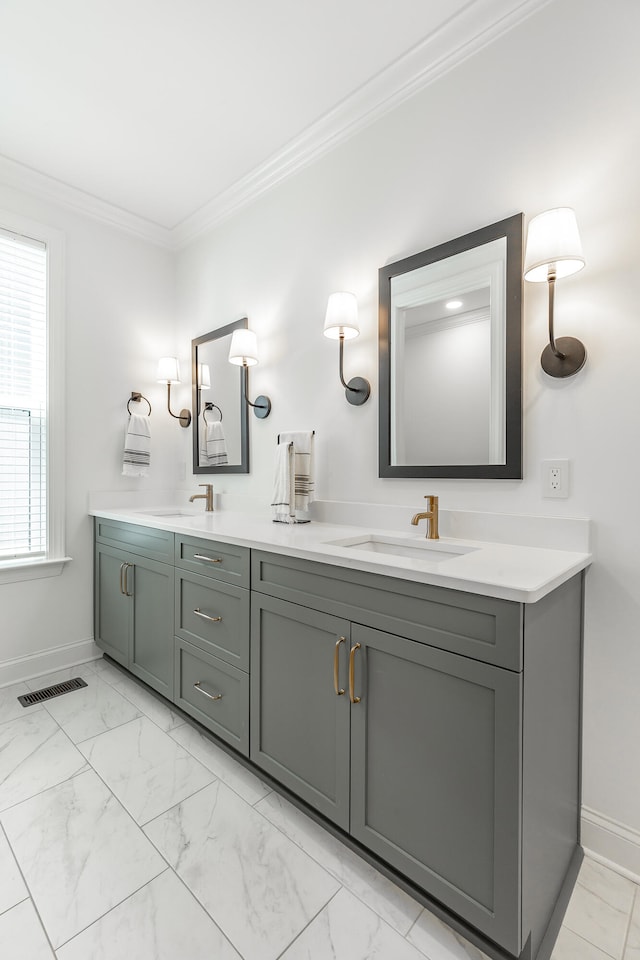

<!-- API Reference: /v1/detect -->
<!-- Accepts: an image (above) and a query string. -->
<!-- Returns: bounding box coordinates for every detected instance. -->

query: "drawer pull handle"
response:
[349,643,361,704]
[119,562,126,595]
[123,563,133,597]
[193,682,223,702]
[334,637,345,696]
[193,553,223,564]
[193,608,222,623]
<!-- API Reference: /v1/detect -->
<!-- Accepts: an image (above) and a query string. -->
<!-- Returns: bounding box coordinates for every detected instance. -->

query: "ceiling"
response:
[0,0,550,246]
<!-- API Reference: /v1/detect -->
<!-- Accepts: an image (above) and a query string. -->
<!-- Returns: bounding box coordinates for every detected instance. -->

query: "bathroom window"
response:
[0,213,67,582]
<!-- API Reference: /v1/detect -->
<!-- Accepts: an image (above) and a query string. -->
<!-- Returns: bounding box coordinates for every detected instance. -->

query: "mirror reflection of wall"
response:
[191,318,249,474]
[390,238,506,467]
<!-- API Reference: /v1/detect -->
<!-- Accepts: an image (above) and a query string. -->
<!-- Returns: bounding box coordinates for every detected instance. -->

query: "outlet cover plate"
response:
[542,459,569,499]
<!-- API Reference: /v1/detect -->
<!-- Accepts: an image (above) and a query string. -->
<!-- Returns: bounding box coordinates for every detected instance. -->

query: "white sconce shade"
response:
[323,291,360,340]
[198,363,211,389]
[157,356,181,384]
[229,328,259,366]
[523,207,585,282]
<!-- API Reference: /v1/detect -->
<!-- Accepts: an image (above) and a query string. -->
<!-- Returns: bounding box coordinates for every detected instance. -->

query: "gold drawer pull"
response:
[334,637,345,696]
[349,643,361,704]
[193,553,223,564]
[193,681,223,702]
[193,608,223,623]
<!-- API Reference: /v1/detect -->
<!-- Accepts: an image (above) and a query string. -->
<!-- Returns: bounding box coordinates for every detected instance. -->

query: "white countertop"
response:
[90,506,592,603]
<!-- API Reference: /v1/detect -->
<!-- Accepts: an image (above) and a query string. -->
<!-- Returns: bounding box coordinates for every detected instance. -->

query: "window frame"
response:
[0,208,69,583]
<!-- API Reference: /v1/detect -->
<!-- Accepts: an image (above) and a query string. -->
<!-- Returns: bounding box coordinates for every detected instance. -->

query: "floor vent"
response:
[18,677,88,707]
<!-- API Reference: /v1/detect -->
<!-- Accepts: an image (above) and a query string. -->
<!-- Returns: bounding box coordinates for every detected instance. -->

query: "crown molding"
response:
[173,0,552,248]
[0,0,551,251]
[0,154,173,249]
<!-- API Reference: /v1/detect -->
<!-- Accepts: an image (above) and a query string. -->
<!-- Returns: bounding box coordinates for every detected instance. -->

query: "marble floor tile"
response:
[78,716,214,824]
[551,925,614,960]
[170,720,271,805]
[0,826,28,914]
[624,889,640,960]
[0,711,88,812]
[56,869,241,960]
[0,899,54,959]
[145,779,339,960]
[0,681,43,726]
[407,907,490,960]
[281,887,426,960]
[24,661,98,691]
[42,675,141,743]
[98,669,187,733]
[256,790,422,935]
[1,769,165,948]
[563,857,636,958]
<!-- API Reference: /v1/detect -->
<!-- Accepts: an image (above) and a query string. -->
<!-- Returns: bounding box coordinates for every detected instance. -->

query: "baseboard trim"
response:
[582,806,640,884]
[0,638,101,688]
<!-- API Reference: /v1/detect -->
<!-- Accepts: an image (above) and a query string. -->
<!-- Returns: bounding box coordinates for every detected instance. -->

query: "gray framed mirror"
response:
[379,214,523,479]
[191,318,249,474]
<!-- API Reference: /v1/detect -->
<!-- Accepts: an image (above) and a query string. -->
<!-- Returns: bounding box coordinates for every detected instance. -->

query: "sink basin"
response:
[325,534,477,563]
[139,509,196,518]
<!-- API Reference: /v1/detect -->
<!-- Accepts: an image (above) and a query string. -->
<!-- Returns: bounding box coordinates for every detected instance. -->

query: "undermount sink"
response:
[325,534,478,563]
[140,509,196,518]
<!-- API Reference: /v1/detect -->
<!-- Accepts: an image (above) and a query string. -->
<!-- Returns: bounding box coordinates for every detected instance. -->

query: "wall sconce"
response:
[524,207,586,378]
[156,356,192,427]
[323,292,371,405]
[228,328,271,419]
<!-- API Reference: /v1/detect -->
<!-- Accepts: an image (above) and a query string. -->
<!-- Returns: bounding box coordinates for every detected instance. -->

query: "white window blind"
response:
[0,227,48,561]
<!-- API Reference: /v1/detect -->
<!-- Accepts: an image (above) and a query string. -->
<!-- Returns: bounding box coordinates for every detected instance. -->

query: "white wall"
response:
[175,0,640,858]
[0,183,181,677]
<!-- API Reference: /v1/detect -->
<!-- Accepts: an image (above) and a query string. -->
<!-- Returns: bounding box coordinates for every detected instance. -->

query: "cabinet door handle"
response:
[334,637,346,696]
[119,562,127,595]
[349,643,361,704]
[193,608,222,623]
[193,681,223,702]
[123,563,133,597]
[193,553,223,564]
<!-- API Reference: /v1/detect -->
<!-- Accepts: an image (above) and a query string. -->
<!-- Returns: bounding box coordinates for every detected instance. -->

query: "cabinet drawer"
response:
[174,638,249,754]
[95,518,174,563]
[175,571,249,671]
[252,550,523,671]
[175,534,250,587]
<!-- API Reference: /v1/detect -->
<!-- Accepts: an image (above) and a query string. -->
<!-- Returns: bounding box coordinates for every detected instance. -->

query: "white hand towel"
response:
[200,420,228,466]
[122,413,151,477]
[278,431,314,510]
[271,441,295,523]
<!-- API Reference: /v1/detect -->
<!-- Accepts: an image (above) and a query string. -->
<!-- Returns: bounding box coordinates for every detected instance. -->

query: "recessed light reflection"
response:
[445,299,463,310]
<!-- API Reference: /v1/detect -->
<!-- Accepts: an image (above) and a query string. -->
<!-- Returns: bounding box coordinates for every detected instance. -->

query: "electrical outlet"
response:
[542,459,569,499]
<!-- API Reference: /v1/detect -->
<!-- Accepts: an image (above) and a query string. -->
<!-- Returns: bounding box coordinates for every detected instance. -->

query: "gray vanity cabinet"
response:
[94,519,175,699]
[349,623,521,953]
[250,594,352,828]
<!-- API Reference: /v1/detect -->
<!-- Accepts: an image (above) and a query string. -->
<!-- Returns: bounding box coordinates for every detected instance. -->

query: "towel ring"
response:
[203,402,222,424]
[127,392,152,416]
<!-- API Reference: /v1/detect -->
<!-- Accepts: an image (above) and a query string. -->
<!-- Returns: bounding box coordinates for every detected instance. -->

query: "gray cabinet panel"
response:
[175,638,249,754]
[350,624,522,955]
[95,518,174,563]
[129,555,174,699]
[94,544,131,666]
[175,570,250,670]
[175,534,250,587]
[250,594,351,830]
[252,551,522,670]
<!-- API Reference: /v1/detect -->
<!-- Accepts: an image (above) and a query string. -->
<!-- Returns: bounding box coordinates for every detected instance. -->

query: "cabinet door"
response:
[250,594,351,830]
[128,555,175,699]
[350,624,522,955]
[94,544,131,666]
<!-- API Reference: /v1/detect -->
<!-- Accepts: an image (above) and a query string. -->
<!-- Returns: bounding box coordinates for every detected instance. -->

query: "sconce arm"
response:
[547,271,565,360]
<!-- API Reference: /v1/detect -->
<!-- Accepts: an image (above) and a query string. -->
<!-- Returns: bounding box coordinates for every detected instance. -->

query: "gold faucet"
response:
[189,483,214,512]
[411,495,439,539]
